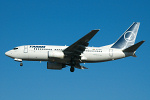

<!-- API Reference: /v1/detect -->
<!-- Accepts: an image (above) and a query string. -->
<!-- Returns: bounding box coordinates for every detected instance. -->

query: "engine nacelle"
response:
[47,62,62,70]
[48,51,64,59]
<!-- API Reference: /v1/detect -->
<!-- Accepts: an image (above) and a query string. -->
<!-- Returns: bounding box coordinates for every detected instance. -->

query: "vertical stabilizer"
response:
[111,22,140,49]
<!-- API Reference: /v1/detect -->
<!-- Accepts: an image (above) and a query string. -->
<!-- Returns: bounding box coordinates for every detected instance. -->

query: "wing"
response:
[63,29,100,60]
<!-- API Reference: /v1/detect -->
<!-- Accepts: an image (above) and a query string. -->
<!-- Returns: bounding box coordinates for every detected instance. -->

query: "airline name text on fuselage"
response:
[30,46,46,48]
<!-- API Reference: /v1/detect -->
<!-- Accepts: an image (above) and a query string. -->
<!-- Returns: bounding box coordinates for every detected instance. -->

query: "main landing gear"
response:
[70,67,75,72]
[20,62,23,66]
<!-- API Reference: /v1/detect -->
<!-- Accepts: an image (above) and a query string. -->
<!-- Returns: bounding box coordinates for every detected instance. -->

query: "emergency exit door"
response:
[24,46,28,53]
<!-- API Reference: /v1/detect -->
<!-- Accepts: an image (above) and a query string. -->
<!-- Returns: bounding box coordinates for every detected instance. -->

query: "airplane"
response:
[5,22,145,72]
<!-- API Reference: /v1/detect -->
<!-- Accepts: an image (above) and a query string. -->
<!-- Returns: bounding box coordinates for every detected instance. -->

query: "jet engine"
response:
[47,62,63,70]
[48,51,64,59]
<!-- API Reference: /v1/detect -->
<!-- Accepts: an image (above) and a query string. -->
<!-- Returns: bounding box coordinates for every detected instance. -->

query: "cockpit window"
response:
[13,48,18,50]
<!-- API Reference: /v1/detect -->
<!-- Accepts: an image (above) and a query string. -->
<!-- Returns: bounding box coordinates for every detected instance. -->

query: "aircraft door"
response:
[24,46,28,53]
[109,49,113,57]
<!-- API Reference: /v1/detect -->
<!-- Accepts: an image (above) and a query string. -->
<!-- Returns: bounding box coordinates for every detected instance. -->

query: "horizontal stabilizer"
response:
[123,40,145,52]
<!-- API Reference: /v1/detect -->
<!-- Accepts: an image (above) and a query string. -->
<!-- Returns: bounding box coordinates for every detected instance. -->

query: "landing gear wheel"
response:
[70,67,75,72]
[20,63,23,66]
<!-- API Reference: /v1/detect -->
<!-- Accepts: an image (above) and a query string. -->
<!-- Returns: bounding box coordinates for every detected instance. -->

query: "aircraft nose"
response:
[5,51,10,57]
[5,51,8,56]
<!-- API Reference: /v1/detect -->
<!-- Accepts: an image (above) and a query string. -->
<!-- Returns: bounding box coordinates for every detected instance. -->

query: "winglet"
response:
[123,40,145,52]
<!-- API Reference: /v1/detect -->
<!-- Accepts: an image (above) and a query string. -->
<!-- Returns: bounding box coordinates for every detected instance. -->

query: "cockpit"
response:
[13,48,18,50]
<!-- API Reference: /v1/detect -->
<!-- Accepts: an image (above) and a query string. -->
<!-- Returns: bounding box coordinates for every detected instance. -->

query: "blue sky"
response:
[0,0,150,100]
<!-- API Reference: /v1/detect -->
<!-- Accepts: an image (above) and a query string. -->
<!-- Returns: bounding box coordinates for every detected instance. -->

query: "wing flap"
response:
[74,64,88,69]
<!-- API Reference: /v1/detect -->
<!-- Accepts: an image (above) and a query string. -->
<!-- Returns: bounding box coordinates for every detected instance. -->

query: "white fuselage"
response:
[5,45,131,64]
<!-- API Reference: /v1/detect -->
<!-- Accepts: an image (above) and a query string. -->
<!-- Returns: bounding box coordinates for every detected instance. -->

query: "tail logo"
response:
[124,31,136,42]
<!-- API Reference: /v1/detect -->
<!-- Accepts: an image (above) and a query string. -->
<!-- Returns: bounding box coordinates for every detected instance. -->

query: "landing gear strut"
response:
[70,67,75,72]
[20,62,23,66]
[70,57,75,72]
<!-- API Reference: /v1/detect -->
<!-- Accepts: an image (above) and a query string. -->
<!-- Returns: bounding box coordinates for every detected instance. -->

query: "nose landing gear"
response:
[20,62,23,66]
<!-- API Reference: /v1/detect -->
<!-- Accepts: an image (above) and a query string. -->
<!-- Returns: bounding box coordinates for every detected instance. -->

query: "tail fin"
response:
[111,22,140,49]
